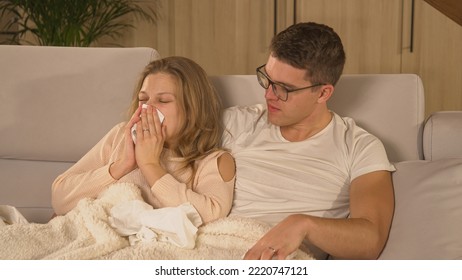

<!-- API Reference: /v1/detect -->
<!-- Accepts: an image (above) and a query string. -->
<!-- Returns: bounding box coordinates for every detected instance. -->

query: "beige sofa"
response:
[1,45,461,259]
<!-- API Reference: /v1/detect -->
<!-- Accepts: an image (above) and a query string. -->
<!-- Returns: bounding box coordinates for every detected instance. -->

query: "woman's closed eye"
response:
[158,98,173,104]
[138,95,148,103]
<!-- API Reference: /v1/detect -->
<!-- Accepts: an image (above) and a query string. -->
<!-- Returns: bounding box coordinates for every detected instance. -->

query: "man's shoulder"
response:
[332,113,375,136]
[331,112,385,150]
[332,112,358,128]
[222,104,271,148]
[223,104,268,129]
[224,104,267,118]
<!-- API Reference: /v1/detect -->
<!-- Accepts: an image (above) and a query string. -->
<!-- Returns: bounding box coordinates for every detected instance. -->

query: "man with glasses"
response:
[223,22,395,260]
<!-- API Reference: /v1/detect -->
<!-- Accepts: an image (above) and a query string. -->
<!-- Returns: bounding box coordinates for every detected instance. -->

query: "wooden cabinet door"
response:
[402,0,462,115]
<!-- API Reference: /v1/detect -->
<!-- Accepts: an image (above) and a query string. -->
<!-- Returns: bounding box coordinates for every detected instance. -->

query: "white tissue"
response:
[109,200,202,249]
[0,205,29,227]
[131,108,165,143]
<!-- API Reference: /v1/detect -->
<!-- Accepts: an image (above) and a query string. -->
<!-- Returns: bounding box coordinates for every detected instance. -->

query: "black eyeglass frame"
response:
[256,64,326,101]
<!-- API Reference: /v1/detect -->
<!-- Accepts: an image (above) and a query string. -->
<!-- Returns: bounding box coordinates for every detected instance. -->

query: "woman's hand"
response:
[109,106,141,180]
[135,104,168,185]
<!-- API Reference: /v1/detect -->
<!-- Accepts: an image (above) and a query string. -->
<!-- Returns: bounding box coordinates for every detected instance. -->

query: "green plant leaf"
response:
[0,0,159,46]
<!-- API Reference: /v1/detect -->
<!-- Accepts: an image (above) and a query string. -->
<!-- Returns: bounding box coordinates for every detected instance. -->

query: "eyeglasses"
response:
[256,64,325,101]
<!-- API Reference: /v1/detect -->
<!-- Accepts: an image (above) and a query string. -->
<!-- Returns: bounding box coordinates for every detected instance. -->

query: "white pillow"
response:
[379,159,462,259]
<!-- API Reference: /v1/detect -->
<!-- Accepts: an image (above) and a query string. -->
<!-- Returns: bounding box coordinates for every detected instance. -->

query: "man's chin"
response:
[267,114,285,126]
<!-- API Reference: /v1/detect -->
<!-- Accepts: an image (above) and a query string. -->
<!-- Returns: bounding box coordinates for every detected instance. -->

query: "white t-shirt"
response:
[223,104,395,227]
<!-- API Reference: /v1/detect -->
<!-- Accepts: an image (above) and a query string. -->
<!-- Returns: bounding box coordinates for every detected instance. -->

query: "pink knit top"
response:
[51,122,235,224]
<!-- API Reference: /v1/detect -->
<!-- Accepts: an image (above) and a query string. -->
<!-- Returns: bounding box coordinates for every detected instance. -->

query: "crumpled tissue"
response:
[109,200,202,249]
[0,205,29,227]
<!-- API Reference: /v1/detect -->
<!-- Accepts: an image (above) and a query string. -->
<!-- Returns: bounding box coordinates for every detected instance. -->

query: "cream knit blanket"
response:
[0,183,314,260]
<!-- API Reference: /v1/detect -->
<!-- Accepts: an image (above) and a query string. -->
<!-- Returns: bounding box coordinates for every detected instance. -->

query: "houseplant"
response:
[0,0,158,46]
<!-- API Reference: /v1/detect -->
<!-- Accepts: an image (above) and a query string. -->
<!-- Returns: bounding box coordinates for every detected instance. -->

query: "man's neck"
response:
[280,111,333,142]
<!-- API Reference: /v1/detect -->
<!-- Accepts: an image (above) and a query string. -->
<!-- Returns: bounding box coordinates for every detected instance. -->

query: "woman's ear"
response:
[317,85,334,103]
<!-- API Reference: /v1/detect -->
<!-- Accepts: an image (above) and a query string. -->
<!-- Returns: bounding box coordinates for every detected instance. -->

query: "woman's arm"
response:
[51,123,125,215]
[143,151,236,224]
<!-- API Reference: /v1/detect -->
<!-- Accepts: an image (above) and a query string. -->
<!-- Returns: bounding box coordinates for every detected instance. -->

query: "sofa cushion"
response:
[0,158,74,223]
[379,159,462,259]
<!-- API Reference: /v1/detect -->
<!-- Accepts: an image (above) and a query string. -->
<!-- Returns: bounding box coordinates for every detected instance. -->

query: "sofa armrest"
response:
[423,111,462,160]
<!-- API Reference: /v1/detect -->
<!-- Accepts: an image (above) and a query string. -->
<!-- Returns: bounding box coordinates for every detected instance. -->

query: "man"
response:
[222,22,395,260]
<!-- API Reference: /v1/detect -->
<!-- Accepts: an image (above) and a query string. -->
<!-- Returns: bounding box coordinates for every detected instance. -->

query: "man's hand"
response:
[244,214,309,260]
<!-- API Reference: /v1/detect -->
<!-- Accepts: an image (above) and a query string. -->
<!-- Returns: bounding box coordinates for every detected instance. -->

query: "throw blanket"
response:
[0,183,314,260]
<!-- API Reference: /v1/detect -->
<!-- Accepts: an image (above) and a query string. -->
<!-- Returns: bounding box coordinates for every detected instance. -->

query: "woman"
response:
[51,56,235,224]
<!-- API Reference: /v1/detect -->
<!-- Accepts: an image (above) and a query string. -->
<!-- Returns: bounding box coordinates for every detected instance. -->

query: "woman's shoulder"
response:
[114,121,127,130]
[198,150,235,181]
[100,122,127,145]
[107,121,127,136]
[202,150,232,161]
[198,150,235,168]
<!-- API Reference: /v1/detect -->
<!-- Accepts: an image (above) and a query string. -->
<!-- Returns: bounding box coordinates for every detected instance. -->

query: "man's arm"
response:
[243,170,394,260]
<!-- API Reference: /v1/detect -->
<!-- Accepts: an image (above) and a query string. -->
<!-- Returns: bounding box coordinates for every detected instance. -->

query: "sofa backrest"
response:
[211,74,425,163]
[0,45,160,162]
[0,45,425,223]
[0,45,159,222]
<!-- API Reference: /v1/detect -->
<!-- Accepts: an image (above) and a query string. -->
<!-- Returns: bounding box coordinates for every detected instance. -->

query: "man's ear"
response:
[317,85,334,103]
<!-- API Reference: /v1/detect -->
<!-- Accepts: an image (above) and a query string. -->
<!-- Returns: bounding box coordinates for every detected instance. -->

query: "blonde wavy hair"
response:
[128,56,224,180]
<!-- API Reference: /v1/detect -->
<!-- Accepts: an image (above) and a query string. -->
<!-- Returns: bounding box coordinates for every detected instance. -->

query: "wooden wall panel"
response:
[144,0,274,75]
[295,0,404,74]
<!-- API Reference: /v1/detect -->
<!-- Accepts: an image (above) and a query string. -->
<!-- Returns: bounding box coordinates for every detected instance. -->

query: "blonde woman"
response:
[51,56,235,224]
